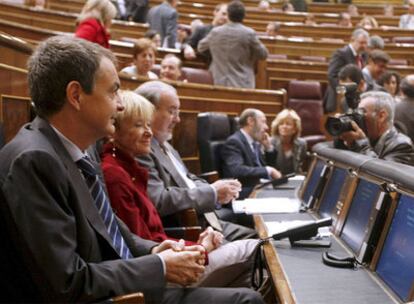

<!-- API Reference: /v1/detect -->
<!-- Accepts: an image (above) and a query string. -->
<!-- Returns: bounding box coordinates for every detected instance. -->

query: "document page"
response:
[232,197,301,214]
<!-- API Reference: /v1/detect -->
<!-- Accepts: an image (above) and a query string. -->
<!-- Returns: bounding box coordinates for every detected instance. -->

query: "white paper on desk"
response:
[265,220,332,237]
[232,197,300,214]
[289,175,305,181]
[265,220,312,235]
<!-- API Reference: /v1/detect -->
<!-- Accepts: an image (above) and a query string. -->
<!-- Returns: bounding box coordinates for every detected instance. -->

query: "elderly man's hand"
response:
[212,179,241,205]
[339,121,366,147]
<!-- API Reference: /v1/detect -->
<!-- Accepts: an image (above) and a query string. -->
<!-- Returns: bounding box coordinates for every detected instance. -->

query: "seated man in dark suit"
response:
[0,36,263,303]
[338,91,414,166]
[221,108,282,199]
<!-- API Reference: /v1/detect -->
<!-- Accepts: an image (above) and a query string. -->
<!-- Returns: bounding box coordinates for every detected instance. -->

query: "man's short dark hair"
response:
[28,36,115,118]
[339,64,363,84]
[369,50,390,64]
[227,1,245,23]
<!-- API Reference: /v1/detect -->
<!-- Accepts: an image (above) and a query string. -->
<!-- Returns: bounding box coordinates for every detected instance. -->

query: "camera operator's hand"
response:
[339,121,366,147]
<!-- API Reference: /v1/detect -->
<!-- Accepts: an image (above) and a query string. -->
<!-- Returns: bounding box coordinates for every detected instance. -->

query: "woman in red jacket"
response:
[101,90,258,287]
[75,0,116,48]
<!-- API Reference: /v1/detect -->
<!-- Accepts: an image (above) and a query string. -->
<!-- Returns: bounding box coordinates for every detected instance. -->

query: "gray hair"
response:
[28,35,115,118]
[351,28,369,40]
[360,91,395,124]
[135,80,177,106]
[239,108,263,127]
[368,35,384,50]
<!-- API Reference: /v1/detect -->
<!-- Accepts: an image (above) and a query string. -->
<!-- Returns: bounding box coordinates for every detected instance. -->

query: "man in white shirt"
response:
[400,0,414,29]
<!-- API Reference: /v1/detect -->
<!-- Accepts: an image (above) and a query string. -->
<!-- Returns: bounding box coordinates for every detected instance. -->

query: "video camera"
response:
[325,83,366,136]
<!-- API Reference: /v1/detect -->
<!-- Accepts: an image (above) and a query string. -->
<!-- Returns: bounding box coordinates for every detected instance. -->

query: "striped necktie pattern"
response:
[77,157,132,260]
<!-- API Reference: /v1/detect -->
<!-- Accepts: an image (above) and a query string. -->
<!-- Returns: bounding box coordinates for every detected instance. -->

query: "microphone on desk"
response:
[271,217,332,243]
[254,173,295,190]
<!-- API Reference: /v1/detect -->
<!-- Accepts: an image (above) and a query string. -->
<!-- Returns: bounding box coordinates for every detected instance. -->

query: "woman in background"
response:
[120,38,158,79]
[270,109,307,174]
[75,0,116,48]
[378,71,402,103]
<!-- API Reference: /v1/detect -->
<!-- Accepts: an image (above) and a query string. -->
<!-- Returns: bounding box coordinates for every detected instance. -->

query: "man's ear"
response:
[378,109,388,124]
[66,81,82,111]
[247,116,255,127]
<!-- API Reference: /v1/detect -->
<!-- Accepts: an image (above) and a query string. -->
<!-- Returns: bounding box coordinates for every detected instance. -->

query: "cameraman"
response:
[338,91,414,165]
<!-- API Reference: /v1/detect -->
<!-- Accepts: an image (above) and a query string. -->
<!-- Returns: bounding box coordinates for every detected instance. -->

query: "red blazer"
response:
[75,18,110,49]
[102,143,200,249]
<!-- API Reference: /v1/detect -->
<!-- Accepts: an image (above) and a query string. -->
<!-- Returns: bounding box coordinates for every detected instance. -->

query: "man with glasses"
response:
[136,81,257,240]
[338,91,414,165]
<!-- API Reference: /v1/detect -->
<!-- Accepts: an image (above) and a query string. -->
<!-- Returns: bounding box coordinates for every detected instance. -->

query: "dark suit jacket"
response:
[188,24,213,61]
[147,1,177,48]
[395,98,414,144]
[324,45,367,113]
[221,130,276,197]
[0,117,165,302]
[350,126,414,166]
[125,0,149,23]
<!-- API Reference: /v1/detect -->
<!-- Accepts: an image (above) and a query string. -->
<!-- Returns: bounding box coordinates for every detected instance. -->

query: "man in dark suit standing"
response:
[324,28,369,113]
[0,36,263,303]
[221,108,282,199]
[147,0,178,48]
[395,75,414,143]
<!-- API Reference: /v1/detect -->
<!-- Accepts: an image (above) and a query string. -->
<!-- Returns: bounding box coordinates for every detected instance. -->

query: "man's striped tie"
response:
[77,157,132,260]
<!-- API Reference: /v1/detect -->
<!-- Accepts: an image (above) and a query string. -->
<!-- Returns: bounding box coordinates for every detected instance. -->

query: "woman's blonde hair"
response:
[114,90,154,129]
[271,109,302,139]
[77,0,117,25]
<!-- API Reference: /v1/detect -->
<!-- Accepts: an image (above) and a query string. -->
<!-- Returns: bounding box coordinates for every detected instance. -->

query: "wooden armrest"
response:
[110,292,145,304]
[176,208,198,226]
[164,226,202,242]
[198,171,219,183]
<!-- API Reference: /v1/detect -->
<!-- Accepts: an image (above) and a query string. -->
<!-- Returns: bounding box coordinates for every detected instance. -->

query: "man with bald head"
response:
[395,75,414,143]
[221,108,282,199]
[160,54,182,81]
[338,91,414,165]
[324,28,369,113]
[399,0,414,29]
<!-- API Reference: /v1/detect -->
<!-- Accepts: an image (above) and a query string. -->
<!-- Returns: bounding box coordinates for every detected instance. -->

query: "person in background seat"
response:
[270,109,307,175]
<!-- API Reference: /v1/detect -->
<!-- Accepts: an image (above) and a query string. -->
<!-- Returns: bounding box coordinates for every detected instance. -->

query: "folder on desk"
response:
[232,198,301,214]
